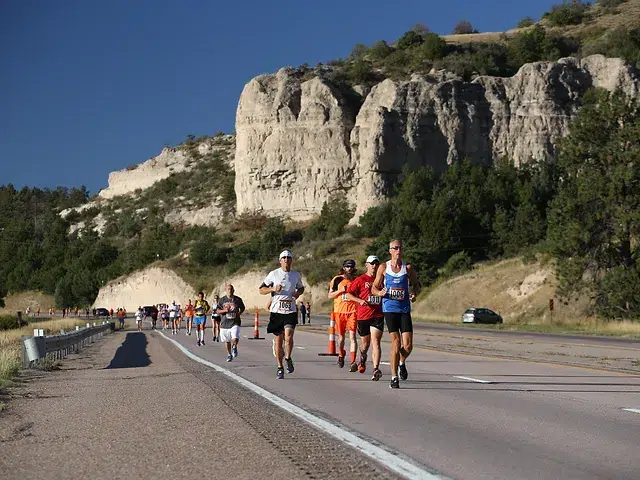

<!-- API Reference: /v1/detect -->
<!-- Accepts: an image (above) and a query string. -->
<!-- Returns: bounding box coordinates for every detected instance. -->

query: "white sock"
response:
[197,330,201,341]
[399,361,405,366]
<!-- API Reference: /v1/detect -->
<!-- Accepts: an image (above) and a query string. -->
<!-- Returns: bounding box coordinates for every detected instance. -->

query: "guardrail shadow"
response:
[106,332,151,369]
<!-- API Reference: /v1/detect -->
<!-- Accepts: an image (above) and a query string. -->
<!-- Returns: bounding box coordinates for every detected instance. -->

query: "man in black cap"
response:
[328,259,359,370]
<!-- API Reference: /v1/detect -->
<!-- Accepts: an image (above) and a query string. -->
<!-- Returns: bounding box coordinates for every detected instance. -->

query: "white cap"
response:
[279,250,293,259]
[365,255,380,264]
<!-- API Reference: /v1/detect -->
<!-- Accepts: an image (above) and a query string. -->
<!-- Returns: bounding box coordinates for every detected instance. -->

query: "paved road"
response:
[159,322,640,480]
[309,313,640,347]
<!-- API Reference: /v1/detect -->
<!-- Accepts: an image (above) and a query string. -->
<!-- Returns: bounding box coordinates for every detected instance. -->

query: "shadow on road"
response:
[106,332,151,369]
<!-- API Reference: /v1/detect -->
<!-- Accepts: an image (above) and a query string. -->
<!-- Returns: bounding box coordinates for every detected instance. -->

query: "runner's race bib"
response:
[367,295,382,305]
[388,288,406,301]
[279,300,293,311]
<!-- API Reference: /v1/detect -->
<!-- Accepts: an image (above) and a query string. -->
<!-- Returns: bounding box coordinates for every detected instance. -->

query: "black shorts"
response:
[212,316,221,324]
[384,312,413,334]
[357,317,385,337]
[267,312,298,336]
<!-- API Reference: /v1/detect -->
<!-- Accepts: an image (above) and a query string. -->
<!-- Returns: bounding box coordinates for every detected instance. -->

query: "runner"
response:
[118,308,126,330]
[161,304,169,330]
[328,260,358,371]
[259,250,305,379]
[216,284,246,362]
[372,239,421,389]
[211,294,221,342]
[184,299,194,335]
[169,301,179,335]
[135,306,144,331]
[150,306,158,330]
[193,292,211,346]
[345,255,384,381]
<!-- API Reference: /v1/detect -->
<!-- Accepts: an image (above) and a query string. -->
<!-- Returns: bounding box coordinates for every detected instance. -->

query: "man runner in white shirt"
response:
[259,250,305,380]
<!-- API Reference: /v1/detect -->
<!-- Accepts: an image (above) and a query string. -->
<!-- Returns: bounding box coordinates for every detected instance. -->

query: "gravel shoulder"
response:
[0,329,396,479]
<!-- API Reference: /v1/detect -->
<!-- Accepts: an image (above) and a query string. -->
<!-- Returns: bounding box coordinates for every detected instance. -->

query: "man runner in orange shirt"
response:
[328,259,358,370]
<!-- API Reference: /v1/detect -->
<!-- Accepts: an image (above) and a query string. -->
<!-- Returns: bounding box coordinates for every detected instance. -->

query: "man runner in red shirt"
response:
[345,255,384,381]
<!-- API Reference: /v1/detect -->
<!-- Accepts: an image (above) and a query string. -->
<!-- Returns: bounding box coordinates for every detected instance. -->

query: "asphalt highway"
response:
[157,322,640,480]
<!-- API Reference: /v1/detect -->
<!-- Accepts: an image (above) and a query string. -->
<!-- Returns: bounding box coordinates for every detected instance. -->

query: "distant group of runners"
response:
[129,238,419,390]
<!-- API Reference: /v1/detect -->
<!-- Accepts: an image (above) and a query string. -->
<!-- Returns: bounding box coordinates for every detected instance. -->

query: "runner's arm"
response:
[407,264,422,301]
[371,267,387,297]
[327,276,345,299]
[293,277,304,299]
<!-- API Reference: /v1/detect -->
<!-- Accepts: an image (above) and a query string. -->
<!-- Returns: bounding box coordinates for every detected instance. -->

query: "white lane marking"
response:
[294,346,306,350]
[380,361,391,365]
[622,408,640,414]
[454,376,492,384]
[158,331,445,480]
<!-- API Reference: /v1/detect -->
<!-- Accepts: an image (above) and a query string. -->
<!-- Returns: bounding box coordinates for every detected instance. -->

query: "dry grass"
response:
[413,255,639,337]
[0,318,90,385]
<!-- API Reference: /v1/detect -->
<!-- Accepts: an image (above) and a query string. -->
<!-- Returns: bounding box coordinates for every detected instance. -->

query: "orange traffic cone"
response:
[318,311,338,356]
[248,308,264,340]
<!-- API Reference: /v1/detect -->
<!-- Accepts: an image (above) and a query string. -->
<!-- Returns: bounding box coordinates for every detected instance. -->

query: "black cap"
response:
[343,259,356,268]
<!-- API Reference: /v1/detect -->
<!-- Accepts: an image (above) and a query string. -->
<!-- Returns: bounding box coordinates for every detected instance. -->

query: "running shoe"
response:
[399,363,408,381]
[349,362,358,372]
[372,368,382,381]
[201,339,205,346]
[232,345,238,358]
[213,336,217,342]
[358,351,367,373]
[276,367,285,380]
[390,376,400,389]
[197,340,201,346]
[226,354,233,362]
[285,357,294,374]
[337,356,345,368]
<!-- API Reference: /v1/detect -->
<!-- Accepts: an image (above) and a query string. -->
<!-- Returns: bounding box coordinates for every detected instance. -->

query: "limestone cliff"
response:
[234,55,639,219]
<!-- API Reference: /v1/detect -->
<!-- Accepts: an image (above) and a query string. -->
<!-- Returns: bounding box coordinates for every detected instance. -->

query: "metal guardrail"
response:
[21,322,114,368]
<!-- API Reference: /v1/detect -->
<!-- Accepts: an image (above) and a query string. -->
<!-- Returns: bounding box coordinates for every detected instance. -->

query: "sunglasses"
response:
[390,246,403,250]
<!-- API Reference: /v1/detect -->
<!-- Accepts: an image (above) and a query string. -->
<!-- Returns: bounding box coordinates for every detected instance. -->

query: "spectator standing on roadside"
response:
[306,302,311,324]
[299,302,307,325]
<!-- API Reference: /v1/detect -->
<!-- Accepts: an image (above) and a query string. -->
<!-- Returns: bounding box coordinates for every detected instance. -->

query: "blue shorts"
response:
[193,316,206,326]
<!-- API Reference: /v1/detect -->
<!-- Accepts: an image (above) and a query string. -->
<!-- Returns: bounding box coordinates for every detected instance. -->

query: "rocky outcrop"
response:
[235,70,360,219]
[98,135,235,199]
[92,267,196,312]
[234,55,639,219]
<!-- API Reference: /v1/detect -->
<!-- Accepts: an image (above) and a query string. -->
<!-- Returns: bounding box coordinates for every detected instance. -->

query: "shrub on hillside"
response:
[191,237,227,267]
[0,315,28,331]
[581,28,640,65]
[420,33,448,60]
[517,17,536,28]
[304,195,354,240]
[452,20,477,35]
[438,251,473,277]
[597,0,625,9]
[368,40,393,60]
[397,30,424,49]
[544,1,590,27]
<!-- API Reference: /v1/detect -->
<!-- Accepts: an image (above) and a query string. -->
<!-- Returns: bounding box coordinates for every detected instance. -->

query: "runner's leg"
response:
[389,331,401,377]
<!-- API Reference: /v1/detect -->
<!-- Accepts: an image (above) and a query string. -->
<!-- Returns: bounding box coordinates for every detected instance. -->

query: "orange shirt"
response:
[330,275,357,314]
[185,304,194,317]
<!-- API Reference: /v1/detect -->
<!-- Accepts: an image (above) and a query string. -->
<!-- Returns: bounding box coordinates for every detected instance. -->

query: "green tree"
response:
[419,33,447,60]
[397,30,423,49]
[546,90,640,316]
[368,40,393,60]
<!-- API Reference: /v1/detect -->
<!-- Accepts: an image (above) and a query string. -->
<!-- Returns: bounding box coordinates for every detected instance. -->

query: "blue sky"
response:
[1,0,557,195]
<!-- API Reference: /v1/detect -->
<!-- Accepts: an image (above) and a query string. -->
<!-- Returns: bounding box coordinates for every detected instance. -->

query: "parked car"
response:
[94,307,110,317]
[461,307,503,324]
[143,306,158,317]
